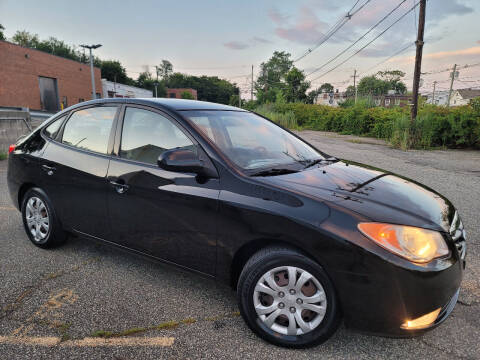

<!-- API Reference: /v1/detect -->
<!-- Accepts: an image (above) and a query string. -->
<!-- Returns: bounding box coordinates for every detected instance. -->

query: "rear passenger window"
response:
[44,115,67,139]
[62,107,117,154]
[120,107,195,165]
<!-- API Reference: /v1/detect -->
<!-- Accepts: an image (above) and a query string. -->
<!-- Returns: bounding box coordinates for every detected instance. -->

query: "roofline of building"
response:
[0,39,101,69]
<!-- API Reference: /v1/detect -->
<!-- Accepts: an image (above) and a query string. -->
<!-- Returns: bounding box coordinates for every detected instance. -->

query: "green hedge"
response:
[254,101,480,149]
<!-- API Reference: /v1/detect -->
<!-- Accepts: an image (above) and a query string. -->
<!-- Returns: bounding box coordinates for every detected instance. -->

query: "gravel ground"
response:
[0,131,479,359]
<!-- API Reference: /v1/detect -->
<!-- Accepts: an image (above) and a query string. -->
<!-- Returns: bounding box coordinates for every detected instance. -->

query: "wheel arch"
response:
[230,238,322,290]
[18,182,38,209]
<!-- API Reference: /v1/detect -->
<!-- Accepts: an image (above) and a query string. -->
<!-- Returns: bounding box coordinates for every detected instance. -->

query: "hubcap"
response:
[253,266,327,336]
[25,197,49,242]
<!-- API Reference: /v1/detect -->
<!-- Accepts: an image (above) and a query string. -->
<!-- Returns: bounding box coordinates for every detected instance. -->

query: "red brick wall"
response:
[166,88,198,100]
[0,40,102,110]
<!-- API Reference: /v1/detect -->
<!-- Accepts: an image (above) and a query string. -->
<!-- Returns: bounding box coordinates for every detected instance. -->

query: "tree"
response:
[376,70,407,94]
[166,73,238,104]
[0,24,5,41]
[319,83,334,94]
[306,89,319,104]
[100,60,133,85]
[181,91,194,100]
[284,67,310,103]
[255,51,293,103]
[157,60,173,80]
[12,30,39,48]
[345,85,356,97]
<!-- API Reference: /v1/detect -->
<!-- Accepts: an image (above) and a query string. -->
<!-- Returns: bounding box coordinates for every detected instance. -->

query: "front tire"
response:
[21,188,66,248]
[237,247,340,348]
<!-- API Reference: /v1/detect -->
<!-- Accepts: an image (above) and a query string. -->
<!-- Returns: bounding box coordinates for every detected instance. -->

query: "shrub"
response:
[254,102,480,149]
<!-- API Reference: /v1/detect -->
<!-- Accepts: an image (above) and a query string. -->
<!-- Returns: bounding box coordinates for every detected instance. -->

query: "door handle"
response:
[109,180,130,194]
[41,164,56,176]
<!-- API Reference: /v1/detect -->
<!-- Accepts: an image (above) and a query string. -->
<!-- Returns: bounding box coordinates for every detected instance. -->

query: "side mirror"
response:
[158,149,207,175]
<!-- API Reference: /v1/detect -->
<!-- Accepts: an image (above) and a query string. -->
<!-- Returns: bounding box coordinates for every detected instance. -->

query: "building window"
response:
[385,98,391,106]
[395,98,400,106]
[169,93,176,98]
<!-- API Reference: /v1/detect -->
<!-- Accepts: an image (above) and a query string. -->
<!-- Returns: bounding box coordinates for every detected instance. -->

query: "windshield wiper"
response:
[303,157,339,169]
[250,168,300,177]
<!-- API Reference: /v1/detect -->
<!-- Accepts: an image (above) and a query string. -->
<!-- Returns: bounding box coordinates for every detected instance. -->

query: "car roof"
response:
[72,98,246,112]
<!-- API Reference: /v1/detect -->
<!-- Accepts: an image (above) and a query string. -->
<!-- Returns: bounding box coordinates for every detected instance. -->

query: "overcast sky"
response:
[1,0,479,95]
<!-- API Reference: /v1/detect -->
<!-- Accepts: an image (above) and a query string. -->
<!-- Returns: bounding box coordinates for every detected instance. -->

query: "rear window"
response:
[44,115,67,139]
[61,106,117,154]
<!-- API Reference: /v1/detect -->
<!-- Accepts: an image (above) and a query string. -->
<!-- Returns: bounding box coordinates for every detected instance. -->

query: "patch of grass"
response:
[154,320,179,330]
[0,153,7,161]
[58,322,72,342]
[91,320,181,339]
[91,330,115,338]
[181,318,196,325]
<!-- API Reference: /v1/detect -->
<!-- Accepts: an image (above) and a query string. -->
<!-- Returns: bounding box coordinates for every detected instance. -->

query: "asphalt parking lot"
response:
[1,131,479,359]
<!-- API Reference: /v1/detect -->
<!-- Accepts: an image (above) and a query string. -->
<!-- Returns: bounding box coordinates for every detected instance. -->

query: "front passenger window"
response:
[120,107,195,165]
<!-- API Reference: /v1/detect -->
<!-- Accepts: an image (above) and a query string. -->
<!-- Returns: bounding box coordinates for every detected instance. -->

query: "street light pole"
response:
[80,44,102,99]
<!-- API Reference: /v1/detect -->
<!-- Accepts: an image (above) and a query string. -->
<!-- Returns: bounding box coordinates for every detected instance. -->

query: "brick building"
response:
[0,40,102,112]
[166,88,198,100]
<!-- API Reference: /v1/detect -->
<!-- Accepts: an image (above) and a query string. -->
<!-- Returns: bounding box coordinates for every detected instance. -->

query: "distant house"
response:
[449,88,480,106]
[372,94,413,108]
[166,88,198,99]
[425,90,450,106]
[101,79,153,98]
[315,91,347,107]
[315,90,415,108]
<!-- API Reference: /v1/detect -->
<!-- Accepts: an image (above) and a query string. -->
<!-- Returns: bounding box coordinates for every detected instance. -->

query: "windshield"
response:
[183,110,324,172]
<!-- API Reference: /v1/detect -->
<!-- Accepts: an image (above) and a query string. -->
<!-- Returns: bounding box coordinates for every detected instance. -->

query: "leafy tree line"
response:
[251,51,407,107]
[2,26,239,104]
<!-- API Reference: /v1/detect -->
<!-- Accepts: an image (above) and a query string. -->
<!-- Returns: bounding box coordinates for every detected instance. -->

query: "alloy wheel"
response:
[253,266,327,336]
[25,197,49,242]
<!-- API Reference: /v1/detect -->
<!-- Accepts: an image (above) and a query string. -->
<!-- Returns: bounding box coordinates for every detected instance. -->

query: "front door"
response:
[41,105,118,239]
[38,76,59,112]
[106,106,219,275]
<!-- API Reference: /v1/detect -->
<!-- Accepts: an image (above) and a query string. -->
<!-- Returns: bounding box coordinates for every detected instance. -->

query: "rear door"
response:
[106,105,219,275]
[40,105,119,239]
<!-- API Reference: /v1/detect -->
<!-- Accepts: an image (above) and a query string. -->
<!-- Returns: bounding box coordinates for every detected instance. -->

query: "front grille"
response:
[450,211,466,261]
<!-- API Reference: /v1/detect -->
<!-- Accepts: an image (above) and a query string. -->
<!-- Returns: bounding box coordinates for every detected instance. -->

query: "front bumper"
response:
[330,234,464,337]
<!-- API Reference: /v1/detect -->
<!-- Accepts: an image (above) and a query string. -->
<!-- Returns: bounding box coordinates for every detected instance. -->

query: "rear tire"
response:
[21,188,66,248]
[237,247,340,348]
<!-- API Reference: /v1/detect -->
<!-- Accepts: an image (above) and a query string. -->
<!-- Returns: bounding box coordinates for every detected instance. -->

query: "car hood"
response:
[256,161,455,233]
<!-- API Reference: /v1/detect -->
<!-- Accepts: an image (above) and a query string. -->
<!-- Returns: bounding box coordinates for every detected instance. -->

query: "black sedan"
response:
[7,98,465,348]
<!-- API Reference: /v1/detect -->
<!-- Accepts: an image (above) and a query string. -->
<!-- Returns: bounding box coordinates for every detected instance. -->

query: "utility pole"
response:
[80,44,102,100]
[353,69,358,104]
[432,80,436,105]
[410,0,426,122]
[251,65,254,101]
[154,65,159,98]
[447,64,457,108]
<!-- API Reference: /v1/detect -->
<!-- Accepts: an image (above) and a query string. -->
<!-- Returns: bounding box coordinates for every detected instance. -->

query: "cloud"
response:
[223,36,273,50]
[268,8,289,24]
[223,41,249,50]
[252,36,272,44]
[273,5,329,45]
[477,40,480,45]
[422,46,480,60]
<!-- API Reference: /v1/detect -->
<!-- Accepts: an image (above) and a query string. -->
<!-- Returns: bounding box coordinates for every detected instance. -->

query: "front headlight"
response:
[358,223,449,263]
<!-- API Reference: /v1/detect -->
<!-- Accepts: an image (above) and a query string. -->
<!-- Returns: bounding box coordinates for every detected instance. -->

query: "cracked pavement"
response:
[0,131,479,359]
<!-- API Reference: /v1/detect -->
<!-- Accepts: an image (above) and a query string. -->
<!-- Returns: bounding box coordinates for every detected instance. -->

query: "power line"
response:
[360,42,415,76]
[310,0,420,83]
[306,0,409,78]
[293,0,372,63]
